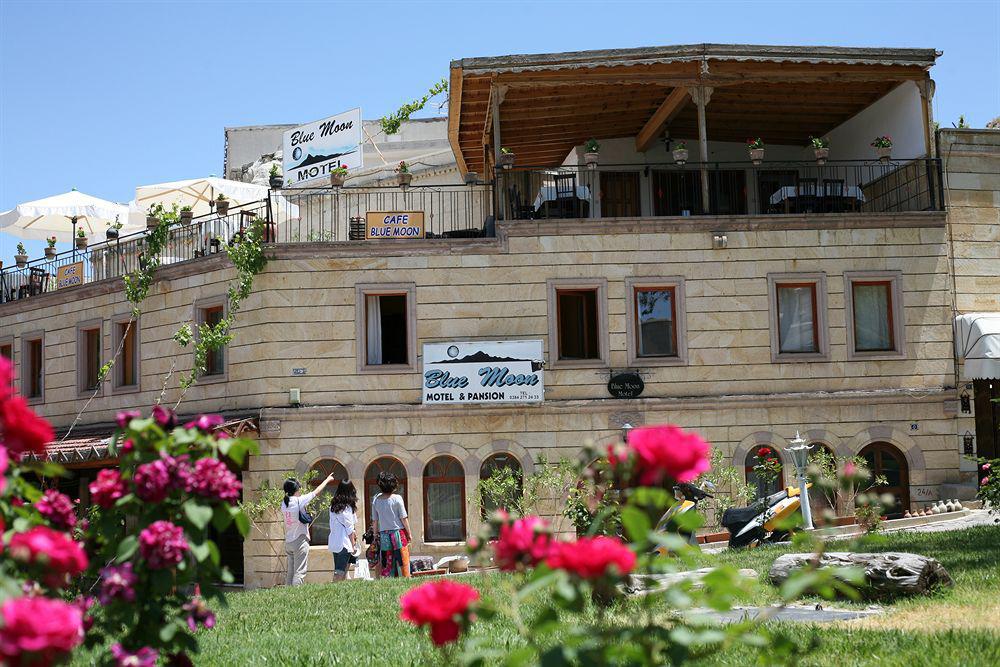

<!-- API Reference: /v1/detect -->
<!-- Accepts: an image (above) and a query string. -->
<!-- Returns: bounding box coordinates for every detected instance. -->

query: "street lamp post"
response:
[785,432,814,530]
[620,422,634,444]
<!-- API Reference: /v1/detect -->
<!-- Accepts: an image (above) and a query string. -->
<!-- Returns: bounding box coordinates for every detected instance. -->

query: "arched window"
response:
[745,445,784,499]
[307,459,349,546]
[364,457,407,530]
[423,456,466,542]
[860,442,909,518]
[478,454,524,518]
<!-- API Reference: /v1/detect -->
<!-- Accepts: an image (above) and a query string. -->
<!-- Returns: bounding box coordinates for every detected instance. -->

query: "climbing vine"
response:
[379,79,448,135]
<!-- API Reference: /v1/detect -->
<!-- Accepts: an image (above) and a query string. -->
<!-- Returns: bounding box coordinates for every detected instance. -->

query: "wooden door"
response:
[973,380,999,461]
[600,172,640,218]
[860,442,909,518]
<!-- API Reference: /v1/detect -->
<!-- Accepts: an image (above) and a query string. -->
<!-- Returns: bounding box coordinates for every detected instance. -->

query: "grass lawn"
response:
[81,524,1000,666]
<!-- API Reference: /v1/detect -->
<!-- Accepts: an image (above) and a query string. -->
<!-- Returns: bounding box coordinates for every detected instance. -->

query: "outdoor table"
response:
[769,185,865,211]
[533,184,592,210]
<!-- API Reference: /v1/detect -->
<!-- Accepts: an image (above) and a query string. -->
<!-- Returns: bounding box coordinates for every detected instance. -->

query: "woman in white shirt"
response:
[327,480,358,581]
[281,474,336,586]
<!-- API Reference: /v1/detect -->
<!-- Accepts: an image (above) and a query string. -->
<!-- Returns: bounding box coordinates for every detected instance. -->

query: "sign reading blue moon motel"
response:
[282,107,363,186]
[423,341,545,405]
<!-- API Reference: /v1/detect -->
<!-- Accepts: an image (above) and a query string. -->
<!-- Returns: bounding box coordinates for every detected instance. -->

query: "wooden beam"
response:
[635,87,690,152]
[447,66,468,177]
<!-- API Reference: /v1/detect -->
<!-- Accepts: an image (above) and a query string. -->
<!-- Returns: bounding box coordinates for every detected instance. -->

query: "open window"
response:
[77,320,103,394]
[113,317,139,391]
[196,299,227,379]
[21,333,44,402]
[356,284,416,372]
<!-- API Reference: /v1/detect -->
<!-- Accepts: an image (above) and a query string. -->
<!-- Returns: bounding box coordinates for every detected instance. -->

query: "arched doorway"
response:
[860,442,909,518]
[423,456,466,542]
[307,459,349,546]
[745,445,784,499]
[478,453,524,517]
[364,457,407,530]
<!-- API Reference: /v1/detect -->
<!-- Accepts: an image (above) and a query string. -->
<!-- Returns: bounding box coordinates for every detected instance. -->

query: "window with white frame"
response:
[767,273,828,361]
[355,284,416,372]
[844,271,905,359]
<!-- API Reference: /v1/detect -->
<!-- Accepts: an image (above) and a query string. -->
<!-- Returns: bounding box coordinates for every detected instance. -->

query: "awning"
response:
[955,313,1000,379]
[24,436,115,466]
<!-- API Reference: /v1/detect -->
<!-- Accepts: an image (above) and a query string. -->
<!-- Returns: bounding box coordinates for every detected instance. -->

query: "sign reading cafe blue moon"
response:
[282,107,363,186]
[422,341,544,405]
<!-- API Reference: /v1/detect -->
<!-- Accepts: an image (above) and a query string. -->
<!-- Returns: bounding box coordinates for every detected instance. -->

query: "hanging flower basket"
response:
[215,199,230,216]
[749,148,765,165]
[398,172,413,187]
[146,215,159,230]
[499,151,516,169]
[814,147,830,165]
[44,246,56,259]
[76,236,88,250]
[876,146,892,162]
[330,173,346,187]
[584,152,599,169]
[180,209,194,224]
[673,148,689,165]
[15,254,28,268]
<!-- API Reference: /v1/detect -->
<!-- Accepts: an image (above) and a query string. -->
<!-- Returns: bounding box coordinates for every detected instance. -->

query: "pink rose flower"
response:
[400,580,479,646]
[611,425,711,486]
[8,526,88,587]
[843,461,858,477]
[36,489,77,530]
[546,536,636,580]
[189,458,241,503]
[0,395,54,456]
[151,405,176,429]
[115,409,142,429]
[133,459,171,502]
[493,516,550,571]
[182,598,216,632]
[982,463,991,472]
[138,520,188,569]
[0,597,83,665]
[99,562,137,605]
[183,414,225,433]
[111,644,158,667]
[89,469,127,509]
[0,444,8,495]
[983,477,990,486]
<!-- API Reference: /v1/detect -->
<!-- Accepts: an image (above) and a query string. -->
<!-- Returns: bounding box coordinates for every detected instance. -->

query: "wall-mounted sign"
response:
[365,211,425,239]
[423,340,544,405]
[55,262,84,289]
[292,368,307,376]
[608,372,644,399]
[282,107,363,187]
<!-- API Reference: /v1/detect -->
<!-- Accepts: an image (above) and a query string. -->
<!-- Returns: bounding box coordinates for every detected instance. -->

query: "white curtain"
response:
[854,284,892,350]
[777,286,816,353]
[366,294,382,365]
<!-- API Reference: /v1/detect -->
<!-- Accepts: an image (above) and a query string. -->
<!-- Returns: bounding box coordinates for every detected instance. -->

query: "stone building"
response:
[1,43,997,588]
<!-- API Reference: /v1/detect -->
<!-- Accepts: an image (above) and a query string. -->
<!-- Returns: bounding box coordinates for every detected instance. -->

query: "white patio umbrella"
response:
[133,176,268,217]
[0,189,132,242]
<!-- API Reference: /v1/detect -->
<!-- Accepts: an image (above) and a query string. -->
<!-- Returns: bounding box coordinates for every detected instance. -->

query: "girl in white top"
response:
[327,480,359,581]
[281,474,336,586]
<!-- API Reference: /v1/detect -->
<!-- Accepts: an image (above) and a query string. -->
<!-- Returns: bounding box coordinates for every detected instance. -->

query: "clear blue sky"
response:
[2,0,998,264]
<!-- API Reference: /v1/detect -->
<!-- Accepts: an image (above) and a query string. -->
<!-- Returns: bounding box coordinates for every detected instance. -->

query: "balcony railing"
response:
[268,183,495,243]
[496,158,944,221]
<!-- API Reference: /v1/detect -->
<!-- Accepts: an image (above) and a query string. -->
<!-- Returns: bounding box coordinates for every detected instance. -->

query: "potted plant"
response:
[499,147,515,169]
[180,205,193,224]
[106,216,123,241]
[747,137,765,165]
[146,203,161,230]
[810,136,830,165]
[330,164,349,187]
[15,243,28,267]
[44,236,57,258]
[76,228,88,250]
[871,135,893,162]
[269,164,283,189]
[464,171,480,184]
[583,138,600,169]
[215,194,229,216]
[672,141,689,165]
[396,161,412,187]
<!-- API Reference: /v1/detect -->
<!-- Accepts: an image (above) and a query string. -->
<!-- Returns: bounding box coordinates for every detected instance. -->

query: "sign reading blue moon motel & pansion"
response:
[282,107,363,186]
[422,340,544,405]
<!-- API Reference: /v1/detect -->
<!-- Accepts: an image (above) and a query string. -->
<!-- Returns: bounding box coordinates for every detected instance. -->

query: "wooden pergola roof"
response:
[448,44,939,174]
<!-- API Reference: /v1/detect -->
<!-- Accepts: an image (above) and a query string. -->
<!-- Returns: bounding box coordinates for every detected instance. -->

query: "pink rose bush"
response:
[545,535,636,580]
[0,597,84,666]
[609,424,711,487]
[400,580,480,646]
[35,488,77,530]
[138,520,189,569]
[492,514,552,572]
[89,468,127,508]
[8,525,88,587]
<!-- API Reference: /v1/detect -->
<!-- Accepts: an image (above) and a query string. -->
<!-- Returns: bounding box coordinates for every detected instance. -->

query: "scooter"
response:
[653,481,714,554]
[722,484,811,549]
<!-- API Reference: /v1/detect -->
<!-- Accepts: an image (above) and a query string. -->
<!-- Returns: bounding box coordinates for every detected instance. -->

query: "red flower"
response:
[183,414,225,433]
[0,444,8,495]
[151,405,176,429]
[757,447,771,457]
[138,520,188,569]
[545,536,636,580]
[611,425,711,486]
[189,458,241,503]
[8,526,88,587]
[0,396,54,457]
[89,469,126,509]
[400,580,479,647]
[35,489,77,530]
[0,596,83,666]
[133,459,171,502]
[115,410,142,429]
[493,515,550,571]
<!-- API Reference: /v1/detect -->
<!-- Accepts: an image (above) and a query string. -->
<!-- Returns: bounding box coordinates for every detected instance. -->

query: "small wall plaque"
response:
[608,372,644,399]
[259,420,281,434]
[292,368,307,376]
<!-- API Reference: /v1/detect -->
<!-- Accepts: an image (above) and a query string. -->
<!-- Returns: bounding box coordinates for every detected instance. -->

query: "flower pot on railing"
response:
[216,200,230,216]
[269,175,283,189]
[499,152,516,169]
[876,146,892,163]
[749,148,765,165]
[44,247,56,259]
[330,173,346,187]
[15,255,28,268]
[76,236,88,250]
[180,210,193,224]
[464,171,479,184]
[398,172,413,187]
[814,147,829,165]
[673,148,689,165]
[584,152,599,169]
[146,215,159,230]
[106,228,119,241]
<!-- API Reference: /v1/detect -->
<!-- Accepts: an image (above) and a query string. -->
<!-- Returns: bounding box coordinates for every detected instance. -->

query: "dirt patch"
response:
[845,602,1000,633]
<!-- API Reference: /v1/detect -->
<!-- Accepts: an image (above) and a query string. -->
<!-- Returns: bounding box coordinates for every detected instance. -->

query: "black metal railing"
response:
[496,158,944,221]
[268,183,495,243]
[0,200,268,304]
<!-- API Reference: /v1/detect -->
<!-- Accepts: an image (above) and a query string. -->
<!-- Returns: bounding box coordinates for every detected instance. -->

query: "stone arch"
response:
[801,428,851,459]
[844,425,926,472]
[473,440,537,475]
[411,442,474,478]
[732,431,790,470]
[293,446,364,484]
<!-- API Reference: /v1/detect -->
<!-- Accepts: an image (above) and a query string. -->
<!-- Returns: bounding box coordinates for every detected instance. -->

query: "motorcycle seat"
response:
[721,505,761,528]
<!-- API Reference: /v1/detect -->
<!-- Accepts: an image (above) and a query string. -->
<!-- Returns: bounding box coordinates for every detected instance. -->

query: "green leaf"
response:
[503,647,538,667]
[233,509,251,537]
[184,500,214,530]
[212,504,233,532]
[207,539,222,567]
[159,621,178,642]
[220,567,235,584]
[190,540,211,563]
[620,505,652,542]
[116,535,138,562]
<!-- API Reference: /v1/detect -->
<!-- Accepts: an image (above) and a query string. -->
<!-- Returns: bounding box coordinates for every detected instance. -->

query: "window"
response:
[197,303,226,378]
[0,339,12,389]
[626,277,687,366]
[113,317,139,390]
[844,272,905,359]
[355,284,417,372]
[767,274,828,362]
[423,456,466,542]
[307,459,349,547]
[364,457,407,530]
[478,454,524,518]
[547,279,608,367]
[745,445,784,499]
[77,321,103,394]
[22,334,44,401]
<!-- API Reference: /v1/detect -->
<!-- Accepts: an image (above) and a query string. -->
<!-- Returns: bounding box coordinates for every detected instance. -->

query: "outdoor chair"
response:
[553,173,579,218]
[823,179,848,212]
[795,178,819,214]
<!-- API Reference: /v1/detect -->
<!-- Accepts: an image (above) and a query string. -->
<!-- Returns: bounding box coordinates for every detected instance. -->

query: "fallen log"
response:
[768,552,953,599]
[626,568,758,595]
